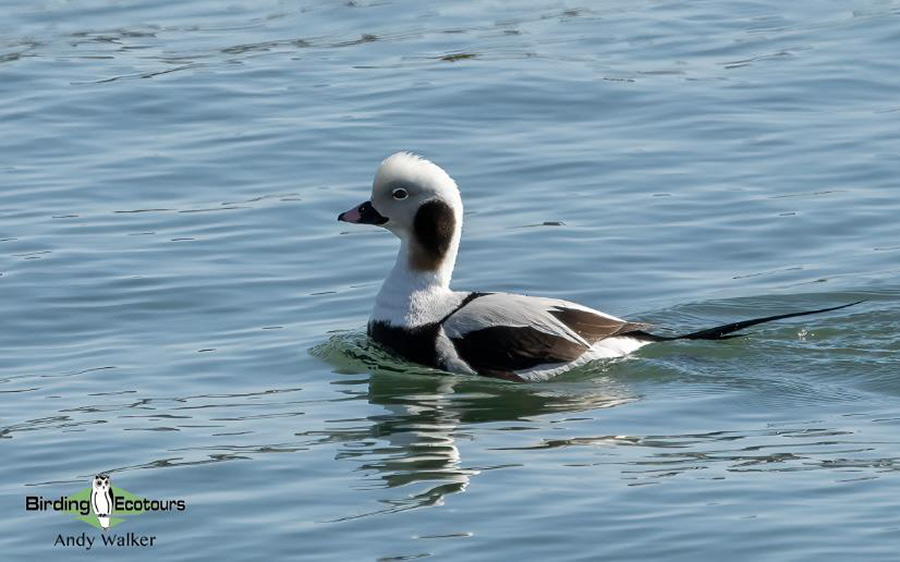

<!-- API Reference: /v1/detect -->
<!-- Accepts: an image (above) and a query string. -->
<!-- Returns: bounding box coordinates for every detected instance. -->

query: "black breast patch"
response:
[368,321,441,368]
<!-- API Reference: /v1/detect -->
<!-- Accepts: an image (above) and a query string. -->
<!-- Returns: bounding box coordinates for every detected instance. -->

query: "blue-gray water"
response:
[2,1,900,560]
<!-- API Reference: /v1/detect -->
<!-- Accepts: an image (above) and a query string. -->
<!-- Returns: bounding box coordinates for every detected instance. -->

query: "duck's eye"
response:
[392,188,409,201]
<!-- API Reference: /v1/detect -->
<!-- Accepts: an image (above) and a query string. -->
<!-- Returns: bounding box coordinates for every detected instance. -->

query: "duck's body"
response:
[339,152,861,382]
[369,288,650,382]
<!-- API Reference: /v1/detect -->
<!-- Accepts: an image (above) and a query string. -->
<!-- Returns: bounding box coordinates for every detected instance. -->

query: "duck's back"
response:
[439,293,650,381]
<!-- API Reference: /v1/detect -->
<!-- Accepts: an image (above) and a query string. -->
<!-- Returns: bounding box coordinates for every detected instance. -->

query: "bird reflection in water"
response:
[309,333,635,520]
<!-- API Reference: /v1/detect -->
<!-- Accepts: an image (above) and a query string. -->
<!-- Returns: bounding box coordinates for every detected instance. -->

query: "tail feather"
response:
[628,300,865,342]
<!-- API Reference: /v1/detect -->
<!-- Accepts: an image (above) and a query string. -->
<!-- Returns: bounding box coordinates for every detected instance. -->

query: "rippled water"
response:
[3,1,900,560]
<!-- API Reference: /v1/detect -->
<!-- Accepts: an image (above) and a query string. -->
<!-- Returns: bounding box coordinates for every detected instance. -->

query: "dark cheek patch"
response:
[410,200,456,271]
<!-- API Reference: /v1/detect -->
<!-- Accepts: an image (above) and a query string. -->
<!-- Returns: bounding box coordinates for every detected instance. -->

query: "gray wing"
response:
[442,293,646,379]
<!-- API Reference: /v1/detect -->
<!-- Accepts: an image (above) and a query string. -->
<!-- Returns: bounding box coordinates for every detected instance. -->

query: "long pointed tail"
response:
[630,300,865,342]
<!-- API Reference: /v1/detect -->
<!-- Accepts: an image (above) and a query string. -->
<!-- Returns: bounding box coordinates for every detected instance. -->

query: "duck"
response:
[338,152,861,382]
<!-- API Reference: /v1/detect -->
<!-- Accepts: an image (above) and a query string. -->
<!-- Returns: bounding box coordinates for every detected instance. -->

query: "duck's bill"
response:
[338,200,388,225]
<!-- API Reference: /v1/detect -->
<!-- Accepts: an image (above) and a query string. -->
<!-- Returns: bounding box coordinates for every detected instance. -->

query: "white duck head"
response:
[339,152,464,291]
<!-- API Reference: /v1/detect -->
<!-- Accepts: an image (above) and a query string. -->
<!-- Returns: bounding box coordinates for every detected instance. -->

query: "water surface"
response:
[2,1,900,560]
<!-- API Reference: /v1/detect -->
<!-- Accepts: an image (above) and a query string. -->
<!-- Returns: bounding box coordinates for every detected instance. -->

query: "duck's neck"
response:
[372,230,461,327]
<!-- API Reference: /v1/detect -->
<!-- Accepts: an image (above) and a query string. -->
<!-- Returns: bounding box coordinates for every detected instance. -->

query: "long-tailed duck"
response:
[338,152,861,382]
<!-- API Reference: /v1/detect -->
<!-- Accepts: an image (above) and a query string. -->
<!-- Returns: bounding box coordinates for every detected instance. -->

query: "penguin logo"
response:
[90,473,115,532]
